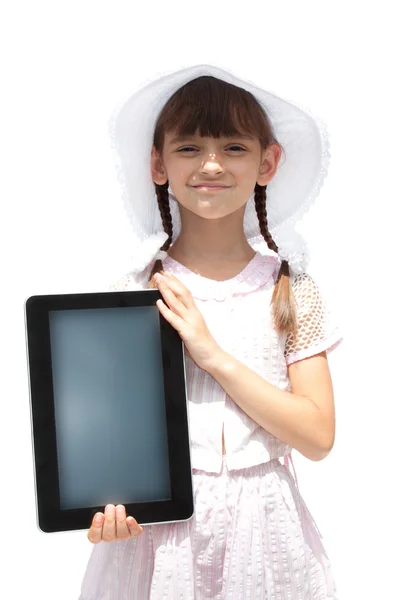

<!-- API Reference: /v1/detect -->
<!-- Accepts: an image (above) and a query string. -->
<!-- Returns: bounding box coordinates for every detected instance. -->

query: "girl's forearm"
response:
[205,349,333,461]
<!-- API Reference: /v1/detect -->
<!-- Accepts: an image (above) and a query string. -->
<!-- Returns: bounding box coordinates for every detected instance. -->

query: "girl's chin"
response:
[183,205,244,221]
[175,196,247,219]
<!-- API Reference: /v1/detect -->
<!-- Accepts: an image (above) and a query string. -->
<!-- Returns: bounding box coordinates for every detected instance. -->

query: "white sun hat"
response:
[108,64,330,277]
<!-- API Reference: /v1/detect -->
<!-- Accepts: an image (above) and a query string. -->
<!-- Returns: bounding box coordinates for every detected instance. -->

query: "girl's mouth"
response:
[191,185,231,191]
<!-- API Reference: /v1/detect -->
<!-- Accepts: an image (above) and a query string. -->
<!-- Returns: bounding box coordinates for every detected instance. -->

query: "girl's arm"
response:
[154,270,340,462]
[206,272,339,462]
[205,349,335,462]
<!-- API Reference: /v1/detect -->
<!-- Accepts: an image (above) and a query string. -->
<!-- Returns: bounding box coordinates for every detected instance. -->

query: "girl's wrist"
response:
[203,348,235,377]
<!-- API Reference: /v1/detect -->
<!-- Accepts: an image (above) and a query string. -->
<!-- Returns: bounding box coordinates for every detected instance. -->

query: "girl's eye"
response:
[177,145,246,153]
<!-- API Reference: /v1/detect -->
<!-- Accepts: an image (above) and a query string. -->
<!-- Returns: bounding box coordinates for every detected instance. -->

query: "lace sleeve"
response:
[284,273,343,365]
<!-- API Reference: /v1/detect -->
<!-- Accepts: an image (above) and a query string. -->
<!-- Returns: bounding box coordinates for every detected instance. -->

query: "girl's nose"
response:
[200,152,225,175]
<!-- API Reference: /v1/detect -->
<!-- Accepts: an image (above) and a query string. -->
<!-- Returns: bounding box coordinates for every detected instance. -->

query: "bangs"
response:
[153,76,276,149]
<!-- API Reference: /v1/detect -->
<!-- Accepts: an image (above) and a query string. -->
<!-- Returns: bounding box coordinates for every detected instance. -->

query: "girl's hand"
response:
[87,504,143,544]
[154,272,222,372]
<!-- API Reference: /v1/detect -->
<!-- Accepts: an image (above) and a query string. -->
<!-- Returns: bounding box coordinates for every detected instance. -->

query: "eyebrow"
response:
[169,134,255,145]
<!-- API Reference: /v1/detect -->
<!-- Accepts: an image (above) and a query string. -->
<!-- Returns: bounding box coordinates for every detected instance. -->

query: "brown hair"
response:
[147,76,298,338]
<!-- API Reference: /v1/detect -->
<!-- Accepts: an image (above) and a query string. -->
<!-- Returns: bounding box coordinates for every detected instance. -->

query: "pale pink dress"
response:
[79,251,343,600]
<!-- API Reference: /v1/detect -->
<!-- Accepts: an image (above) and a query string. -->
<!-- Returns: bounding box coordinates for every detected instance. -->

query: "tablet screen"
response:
[49,305,171,510]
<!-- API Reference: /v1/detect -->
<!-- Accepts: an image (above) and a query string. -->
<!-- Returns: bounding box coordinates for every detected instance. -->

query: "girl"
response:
[79,65,343,599]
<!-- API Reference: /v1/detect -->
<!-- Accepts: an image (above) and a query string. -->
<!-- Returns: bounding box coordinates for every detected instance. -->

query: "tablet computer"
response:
[24,288,193,534]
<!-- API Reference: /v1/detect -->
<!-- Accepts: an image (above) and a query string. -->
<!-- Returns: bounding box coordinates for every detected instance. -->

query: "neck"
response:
[168,208,255,265]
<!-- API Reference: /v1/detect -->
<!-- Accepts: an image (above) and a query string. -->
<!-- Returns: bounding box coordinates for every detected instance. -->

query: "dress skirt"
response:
[78,457,337,600]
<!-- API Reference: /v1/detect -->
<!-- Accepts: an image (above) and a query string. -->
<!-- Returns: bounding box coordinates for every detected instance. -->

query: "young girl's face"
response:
[151,131,281,221]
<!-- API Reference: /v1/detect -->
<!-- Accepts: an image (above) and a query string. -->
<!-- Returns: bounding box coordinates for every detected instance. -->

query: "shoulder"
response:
[290,271,319,294]
[290,272,323,314]
[284,270,343,365]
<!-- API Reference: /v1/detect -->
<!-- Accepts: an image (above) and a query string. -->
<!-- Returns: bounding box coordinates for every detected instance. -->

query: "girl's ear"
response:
[151,146,168,185]
[257,144,282,187]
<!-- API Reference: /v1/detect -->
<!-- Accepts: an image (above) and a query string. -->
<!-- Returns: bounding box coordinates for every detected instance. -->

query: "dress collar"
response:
[162,251,279,301]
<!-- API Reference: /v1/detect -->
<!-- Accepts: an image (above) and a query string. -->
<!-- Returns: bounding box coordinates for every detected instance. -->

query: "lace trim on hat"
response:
[271,104,330,232]
[162,252,278,301]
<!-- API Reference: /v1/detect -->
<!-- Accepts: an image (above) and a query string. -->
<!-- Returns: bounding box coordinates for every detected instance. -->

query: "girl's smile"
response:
[190,184,232,192]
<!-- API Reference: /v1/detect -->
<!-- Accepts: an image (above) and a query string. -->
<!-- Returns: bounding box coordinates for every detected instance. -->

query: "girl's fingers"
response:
[156,299,182,329]
[115,505,130,539]
[156,273,194,309]
[155,274,187,316]
[127,516,144,538]
[87,505,143,543]
[102,504,117,541]
[87,512,104,544]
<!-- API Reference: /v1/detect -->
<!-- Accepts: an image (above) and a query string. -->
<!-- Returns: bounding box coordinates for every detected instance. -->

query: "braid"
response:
[254,183,298,337]
[147,181,173,288]
[156,181,173,251]
[254,183,279,255]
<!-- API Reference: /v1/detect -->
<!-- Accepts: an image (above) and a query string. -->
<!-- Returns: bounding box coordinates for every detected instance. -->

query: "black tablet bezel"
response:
[25,289,193,533]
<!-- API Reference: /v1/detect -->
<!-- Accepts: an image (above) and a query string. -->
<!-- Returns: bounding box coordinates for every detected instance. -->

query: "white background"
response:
[1,1,399,598]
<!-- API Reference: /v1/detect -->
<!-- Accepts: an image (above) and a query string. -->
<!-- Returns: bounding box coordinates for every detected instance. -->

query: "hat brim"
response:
[109,64,329,269]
